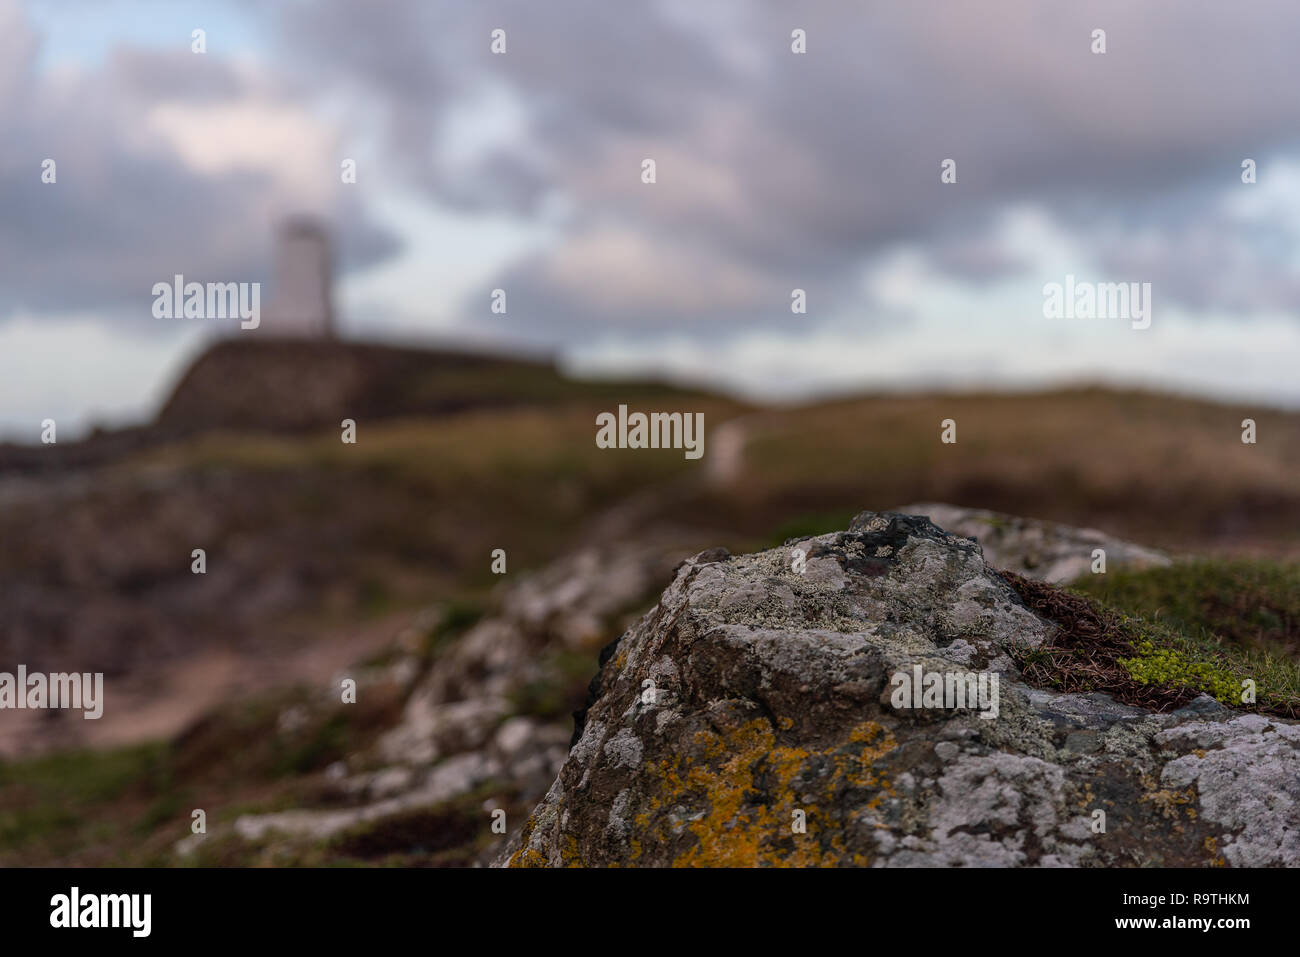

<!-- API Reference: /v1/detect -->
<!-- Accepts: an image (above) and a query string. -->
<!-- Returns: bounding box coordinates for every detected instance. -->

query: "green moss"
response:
[1073,559,1300,654]
[1118,638,1243,705]
[1004,568,1300,718]
[1074,559,1300,715]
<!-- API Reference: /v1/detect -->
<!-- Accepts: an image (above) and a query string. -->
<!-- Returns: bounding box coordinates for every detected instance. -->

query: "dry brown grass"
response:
[693,387,1300,557]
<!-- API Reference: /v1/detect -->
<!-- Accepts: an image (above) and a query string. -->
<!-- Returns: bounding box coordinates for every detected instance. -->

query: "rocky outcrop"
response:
[500,512,1298,867]
[899,503,1170,583]
[220,531,711,862]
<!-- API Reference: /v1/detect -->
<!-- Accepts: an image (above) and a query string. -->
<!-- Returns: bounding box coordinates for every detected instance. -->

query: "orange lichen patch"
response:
[632,716,897,867]
[505,813,542,867]
[562,835,583,868]
[1075,782,1098,811]
[1139,779,1197,821]
[1203,836,1226,867]
[508,845,547,868]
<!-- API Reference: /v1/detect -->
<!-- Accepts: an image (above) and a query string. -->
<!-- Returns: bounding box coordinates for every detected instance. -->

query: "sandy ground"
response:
[0,610,410,757]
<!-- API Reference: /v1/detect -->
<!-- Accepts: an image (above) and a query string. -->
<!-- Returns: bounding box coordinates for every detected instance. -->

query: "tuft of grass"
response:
[0,744,173,862]
[1004,566,1300,718]
[1071,559,1300,655]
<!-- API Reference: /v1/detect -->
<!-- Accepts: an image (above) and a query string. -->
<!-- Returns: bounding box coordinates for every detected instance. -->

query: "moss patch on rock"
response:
[1118,639,1241,705]
[1072,559,1300,655]
[1003,569,1300,719]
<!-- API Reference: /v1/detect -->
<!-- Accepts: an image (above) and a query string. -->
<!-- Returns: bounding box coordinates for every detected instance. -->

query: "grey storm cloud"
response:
[268,0,1300,338]
[0,7,399,324]
[8,0,1300,336]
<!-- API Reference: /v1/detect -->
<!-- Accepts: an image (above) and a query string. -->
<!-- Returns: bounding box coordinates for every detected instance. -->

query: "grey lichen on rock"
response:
[499,511,1299,867]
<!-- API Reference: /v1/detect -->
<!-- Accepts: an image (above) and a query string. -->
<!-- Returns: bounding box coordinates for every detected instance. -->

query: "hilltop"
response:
[0,338,708,474]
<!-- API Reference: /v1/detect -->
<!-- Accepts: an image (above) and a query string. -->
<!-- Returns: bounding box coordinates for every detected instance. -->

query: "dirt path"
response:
[0,610,411,757]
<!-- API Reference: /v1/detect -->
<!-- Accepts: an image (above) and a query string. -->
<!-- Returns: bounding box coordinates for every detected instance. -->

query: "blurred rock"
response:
[900,502,1171,582]
[227,531,707,860]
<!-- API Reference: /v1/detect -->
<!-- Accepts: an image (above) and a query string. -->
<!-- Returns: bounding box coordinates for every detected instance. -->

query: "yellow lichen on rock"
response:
[629,716,897,867]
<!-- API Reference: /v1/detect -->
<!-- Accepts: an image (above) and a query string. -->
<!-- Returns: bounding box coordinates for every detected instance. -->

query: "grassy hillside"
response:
[682,388,1300,556]
[2,343,1299,865]
[1073,560,1300,657]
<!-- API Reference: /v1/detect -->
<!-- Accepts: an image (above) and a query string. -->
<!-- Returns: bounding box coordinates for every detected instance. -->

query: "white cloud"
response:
[146,99,337,207]
[0,315,208,440]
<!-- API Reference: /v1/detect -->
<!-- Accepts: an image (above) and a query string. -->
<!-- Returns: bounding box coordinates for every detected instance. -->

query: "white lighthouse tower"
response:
[265,217,335,337]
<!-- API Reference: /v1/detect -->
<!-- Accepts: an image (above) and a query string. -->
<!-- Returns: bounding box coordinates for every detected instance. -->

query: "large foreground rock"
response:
[500,512,1299,867]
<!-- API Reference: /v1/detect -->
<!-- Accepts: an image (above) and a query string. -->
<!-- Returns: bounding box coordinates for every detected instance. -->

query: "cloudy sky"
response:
[3,0,1300,439]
